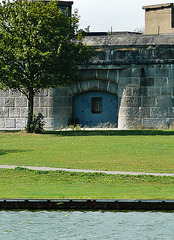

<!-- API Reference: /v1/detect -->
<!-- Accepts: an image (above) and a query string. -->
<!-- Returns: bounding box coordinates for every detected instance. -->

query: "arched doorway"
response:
[73,91,118,127]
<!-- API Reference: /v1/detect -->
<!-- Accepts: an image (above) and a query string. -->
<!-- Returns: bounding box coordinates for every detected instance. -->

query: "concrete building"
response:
[0,3,174,130]
[143,3,174,34]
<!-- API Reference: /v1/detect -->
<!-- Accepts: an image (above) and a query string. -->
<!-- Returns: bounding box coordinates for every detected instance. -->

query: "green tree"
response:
[0,0,93,132]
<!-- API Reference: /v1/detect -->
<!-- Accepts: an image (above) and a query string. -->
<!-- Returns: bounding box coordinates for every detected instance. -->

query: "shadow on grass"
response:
[0,149,30,156]
[42,129,174,137]
[0,130,22,133]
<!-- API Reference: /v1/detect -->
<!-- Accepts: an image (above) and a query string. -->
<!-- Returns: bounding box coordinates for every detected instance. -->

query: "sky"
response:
[72,0,174,32]
[1,0,173,32]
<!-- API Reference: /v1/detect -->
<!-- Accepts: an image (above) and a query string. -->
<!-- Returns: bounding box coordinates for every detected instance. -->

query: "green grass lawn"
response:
[0,130,174,173]
[0,130,173,199]
[1,168,174,199]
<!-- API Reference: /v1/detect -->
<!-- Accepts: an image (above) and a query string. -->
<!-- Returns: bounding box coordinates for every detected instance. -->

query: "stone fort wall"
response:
[0,34,174,130]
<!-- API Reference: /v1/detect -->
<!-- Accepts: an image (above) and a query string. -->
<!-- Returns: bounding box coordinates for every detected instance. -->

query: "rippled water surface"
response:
[0,210,174,239]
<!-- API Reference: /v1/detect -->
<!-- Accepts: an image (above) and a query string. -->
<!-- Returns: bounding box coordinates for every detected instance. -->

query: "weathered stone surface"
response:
[96,69,108,80]
[49,87,71,97]
[140,87,148,96]
[169,78,174,87]
[150,107,168,117]
[143,67,157,78]
[69,82,81,95]
[0,108,9,117]
[9,108,20,118]
[161,87,172,96]
[34,108,47,117]
[118,87,125,97]
[0,119,5,128]
[155,96,172,107]
[172,99,174,107]
[89,80,99,90]
[119,77,140,87]
[44,118,54,129]
[54,97,72,107]
[40,98,53,107]
[81,69,97,80]
[121,87,132,97]
[107,82,117,95]
[119,68,141,78]
[4,98,15,107]
[36,89,48,97]
[34,97,39,107]
[83,34,174,47]
[120,96,141,107]
[0,98,3,107]
[168,107,174,117]
[16,98,28,107]
[1,34,174,130]
[132,87,141,96]
[0,90,10,97]
[21,108,28,118]
[9,90,21,97]
[16,119,26,129]
[148,87,160,96]
[157,69,169,78]
[80,81,90,92]
[142,97,155,107]
[141,78,154,86]
[155,78,168,86]
[5,119,16,128]
[48,107,72,118]
[107,70,118,82]
[98,80,108,91]
[132,107,150,118]
[118,117,142,129]
[142,118,168,129]
[118,107,132,117]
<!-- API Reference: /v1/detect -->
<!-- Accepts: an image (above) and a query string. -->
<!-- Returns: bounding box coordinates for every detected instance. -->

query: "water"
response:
[0,211,174,240]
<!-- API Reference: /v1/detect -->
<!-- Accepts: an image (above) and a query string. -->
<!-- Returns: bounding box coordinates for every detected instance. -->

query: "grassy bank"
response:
[0,130,174,173]
[1,168,174,199]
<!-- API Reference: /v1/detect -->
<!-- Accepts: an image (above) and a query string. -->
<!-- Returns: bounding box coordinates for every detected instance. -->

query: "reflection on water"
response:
[0,211,174,240]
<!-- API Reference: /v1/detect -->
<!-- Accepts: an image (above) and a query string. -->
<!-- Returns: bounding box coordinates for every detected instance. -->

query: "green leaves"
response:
[0,0,94,92]
[0,0,94,131]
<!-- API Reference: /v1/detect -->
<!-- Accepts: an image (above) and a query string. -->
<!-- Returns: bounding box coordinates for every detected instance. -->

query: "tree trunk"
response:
[27,88,34,133]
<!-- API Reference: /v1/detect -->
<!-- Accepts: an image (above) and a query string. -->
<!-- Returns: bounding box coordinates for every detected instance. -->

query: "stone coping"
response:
[83,34,174,46]
[142,3,174,10]
[0,199,174,211]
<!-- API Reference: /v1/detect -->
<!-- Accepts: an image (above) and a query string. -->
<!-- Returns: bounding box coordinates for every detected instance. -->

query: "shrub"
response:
[26,113,45,133]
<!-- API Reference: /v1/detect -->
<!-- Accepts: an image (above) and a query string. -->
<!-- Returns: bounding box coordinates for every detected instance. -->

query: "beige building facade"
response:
[143,3,174,34]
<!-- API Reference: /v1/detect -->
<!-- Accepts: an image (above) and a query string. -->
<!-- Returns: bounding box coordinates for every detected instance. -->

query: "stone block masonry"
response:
[0,33,174,130]
[118,65,174,129]
[0,88,72,130]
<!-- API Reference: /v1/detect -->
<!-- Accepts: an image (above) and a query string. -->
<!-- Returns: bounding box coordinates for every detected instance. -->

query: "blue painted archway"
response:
[73,91,118,127]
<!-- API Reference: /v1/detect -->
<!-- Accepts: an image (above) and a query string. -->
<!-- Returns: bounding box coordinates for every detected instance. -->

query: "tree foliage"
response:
[0,0,93,132]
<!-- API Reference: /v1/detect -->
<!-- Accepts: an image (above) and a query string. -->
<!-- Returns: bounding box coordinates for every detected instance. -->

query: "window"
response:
[91,97,102,114]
